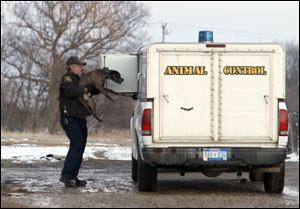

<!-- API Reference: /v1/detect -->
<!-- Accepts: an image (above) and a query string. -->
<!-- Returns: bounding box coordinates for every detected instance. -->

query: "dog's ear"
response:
[112,70,121,76]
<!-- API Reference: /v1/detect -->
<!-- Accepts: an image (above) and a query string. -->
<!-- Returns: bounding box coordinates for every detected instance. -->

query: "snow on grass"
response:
[1,137,298,163]
[103,146,131,161]
[1,143,131,163]
[1,137,29,142]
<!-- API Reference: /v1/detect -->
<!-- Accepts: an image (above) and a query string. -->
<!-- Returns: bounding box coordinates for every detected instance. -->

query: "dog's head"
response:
[109,70,124,84]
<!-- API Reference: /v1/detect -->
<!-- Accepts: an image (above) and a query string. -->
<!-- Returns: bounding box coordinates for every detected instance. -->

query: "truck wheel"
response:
[138,158,157,192]
[131,154,138,182]
[263,162,285,194]
[249,172,263,181]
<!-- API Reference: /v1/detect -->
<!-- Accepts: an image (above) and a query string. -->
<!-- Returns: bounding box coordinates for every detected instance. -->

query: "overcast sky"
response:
[142,1,299,43]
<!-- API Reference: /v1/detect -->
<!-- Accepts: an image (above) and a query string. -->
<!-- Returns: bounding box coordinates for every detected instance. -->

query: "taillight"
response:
[279,109,288,136]
[142,109,152,136]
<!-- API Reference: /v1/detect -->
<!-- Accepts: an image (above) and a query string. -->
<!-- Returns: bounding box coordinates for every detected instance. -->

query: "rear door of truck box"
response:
[156,46,274,144]
[218,53,271,142]
[158,52,213,141]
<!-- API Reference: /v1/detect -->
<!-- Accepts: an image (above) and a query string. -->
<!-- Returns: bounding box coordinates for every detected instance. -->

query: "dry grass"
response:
[1,129,132,146]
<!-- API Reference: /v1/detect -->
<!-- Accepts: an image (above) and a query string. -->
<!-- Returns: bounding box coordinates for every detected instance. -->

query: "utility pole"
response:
[162,22,171,42]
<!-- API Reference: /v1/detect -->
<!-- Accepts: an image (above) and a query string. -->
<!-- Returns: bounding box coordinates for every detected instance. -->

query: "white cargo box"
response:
[101,43,285,145]
[143,43,285,144]
[129,42,288,194]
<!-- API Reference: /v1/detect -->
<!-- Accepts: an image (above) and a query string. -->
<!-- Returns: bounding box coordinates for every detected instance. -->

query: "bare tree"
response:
[285,41,299,113]
[283,41,299,153]
[286,42,299,87]
[2,1,150,133]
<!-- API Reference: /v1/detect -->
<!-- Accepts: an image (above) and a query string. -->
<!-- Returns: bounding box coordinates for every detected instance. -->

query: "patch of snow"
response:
[1,145,68,163]
[103,146,131,161]
[86,142,119,147]
[286,152,299,162]
[1,143,131,163]
[283,186,299,197]
[1,137,29,142]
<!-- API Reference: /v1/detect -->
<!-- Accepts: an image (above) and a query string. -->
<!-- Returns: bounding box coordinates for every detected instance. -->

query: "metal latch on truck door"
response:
[163,94,170,103]
[264,95,269,104]
[137,73,144,80]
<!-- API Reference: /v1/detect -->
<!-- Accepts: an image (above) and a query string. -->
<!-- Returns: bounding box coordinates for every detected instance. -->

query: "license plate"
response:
[203,148,228,161]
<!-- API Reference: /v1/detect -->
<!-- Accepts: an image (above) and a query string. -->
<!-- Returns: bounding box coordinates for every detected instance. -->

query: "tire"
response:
[263,162,285,194]
[131,154,138,182]
[137,158,157,192]
[249,172,263,182]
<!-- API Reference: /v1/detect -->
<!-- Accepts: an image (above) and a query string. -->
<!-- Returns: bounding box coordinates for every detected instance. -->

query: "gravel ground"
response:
[1,132,298,208]
[1,160,298,208]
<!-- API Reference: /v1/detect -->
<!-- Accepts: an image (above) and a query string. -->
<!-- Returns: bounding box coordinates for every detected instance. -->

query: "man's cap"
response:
[66,56,87,66]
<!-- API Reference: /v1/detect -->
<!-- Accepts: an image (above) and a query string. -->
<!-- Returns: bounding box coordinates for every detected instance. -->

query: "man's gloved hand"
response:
[83,92,91,101]
[83,88,92,100]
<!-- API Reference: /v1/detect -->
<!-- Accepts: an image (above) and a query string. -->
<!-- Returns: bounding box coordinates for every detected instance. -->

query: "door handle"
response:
[137,73,142,80]
[180,107,194,111]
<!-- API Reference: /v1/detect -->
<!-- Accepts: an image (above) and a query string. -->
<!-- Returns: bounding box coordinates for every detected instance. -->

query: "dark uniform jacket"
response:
[59,72,99,119]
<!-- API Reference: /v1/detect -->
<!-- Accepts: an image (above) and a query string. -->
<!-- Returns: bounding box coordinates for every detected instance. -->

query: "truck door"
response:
[159,52,213,141]
[218,53,271,141]
[100,54,138,95]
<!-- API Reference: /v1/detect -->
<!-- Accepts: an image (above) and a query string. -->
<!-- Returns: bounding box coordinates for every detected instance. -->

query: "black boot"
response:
[59,176,77,187]
[74,176,87,187]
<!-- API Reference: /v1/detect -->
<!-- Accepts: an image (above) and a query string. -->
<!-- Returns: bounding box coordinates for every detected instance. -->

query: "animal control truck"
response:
[100,31,289,193]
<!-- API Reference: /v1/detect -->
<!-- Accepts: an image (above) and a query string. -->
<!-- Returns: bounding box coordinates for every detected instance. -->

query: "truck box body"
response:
[101,42,288,193]
[144,43,285,147]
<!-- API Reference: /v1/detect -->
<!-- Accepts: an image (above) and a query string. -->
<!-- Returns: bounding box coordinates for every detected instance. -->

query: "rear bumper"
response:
[142,147,287,167]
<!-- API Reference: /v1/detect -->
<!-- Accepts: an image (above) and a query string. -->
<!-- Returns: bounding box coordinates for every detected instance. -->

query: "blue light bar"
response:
[198,31,214,43]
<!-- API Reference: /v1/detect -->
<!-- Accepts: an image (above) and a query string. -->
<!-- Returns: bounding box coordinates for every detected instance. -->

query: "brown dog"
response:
[78,68,124,122]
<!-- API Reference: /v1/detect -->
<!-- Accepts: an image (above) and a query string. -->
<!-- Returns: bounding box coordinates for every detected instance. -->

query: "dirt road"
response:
[1,159,299,208]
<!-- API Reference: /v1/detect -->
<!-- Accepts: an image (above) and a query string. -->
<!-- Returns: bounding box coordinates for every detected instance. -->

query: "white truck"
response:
[101,32,289,193]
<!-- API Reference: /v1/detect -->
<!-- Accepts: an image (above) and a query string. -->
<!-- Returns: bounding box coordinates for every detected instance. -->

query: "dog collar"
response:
[102,67,111,79]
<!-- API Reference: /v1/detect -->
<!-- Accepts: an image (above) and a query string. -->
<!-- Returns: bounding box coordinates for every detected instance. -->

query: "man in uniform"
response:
[59,56,99,187]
